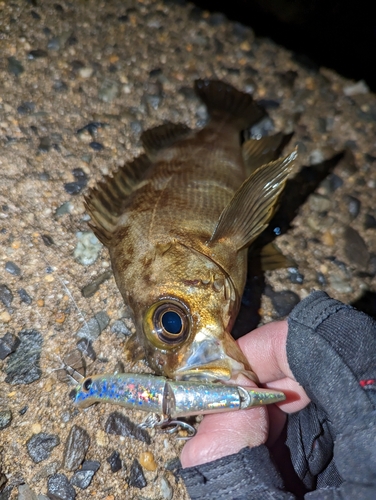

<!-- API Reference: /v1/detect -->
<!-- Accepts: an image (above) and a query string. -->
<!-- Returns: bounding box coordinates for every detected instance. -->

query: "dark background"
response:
[192,0,376,92]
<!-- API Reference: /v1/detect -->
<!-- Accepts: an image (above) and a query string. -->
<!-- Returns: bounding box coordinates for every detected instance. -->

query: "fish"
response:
[85,79,297,383]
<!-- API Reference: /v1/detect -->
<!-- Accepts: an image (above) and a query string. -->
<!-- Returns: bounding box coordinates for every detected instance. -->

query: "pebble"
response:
[81,270,112,298]
[98,78,119,102]
[76,338,97,360]
[265,286,300,317]
[18,484,38,500]
[309,193,331,212]
[0,284,13,308]
[0,332,20,360]
[38,136,51,153]
[18,288,32,304]
[343,80,369,96]
[0,311,11,323]
[77,121,106,138]
[344,195,361,219]
[55,202,72,217]
[287,268,304,284]
[104,411,151,444]
[0,409,12,430]
[139,451,157,471]
[62,425,90,471]
[26,433,60,463]
[160,475,174,500]
[70,460,100,489]
[343,226,370,269]
[111,319,132,337]
[17,102,36,115]
[76,311,109,341]
[74,231,102,266]
[128,459,147,489]
[5,261,21,276]
[89,141,104,151]
[28,49,48,59]
[106,451,122,473]
[53,80,68,92]
[329,271,353,293]
[364,213,376,229]
[5,330,42,385]
[7,56,25,76]
[78,67,93,78]
[64,168,88,195]
[47,474,76,500]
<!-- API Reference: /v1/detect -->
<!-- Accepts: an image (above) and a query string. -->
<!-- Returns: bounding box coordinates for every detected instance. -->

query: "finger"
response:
[238,320,294,383]
[265,377,311,413]
[180,406,268,468]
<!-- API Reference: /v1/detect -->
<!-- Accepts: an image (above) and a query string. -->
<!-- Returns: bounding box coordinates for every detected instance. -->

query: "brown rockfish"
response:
[85,79,296,383]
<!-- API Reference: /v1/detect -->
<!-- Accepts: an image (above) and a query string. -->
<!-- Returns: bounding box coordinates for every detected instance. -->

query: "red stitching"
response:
[359,379,375,387]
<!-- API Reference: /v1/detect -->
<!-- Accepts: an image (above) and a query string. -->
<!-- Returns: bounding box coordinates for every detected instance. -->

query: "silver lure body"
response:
[74,372,285,419]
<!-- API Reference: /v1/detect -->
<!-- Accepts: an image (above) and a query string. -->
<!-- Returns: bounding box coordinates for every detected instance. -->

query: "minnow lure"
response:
[74,372,285,435]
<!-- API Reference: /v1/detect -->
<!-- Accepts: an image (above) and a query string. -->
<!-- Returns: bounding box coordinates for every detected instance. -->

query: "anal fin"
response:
[259,242,295,271]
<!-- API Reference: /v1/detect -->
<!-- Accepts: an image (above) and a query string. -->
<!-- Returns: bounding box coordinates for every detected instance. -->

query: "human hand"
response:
[180,320,311,468]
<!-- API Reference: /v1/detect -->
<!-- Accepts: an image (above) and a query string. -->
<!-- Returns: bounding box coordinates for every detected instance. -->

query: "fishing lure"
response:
[74,372,285,436]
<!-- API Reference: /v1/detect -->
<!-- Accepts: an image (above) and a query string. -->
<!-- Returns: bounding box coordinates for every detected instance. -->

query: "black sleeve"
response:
[179,291,376,500]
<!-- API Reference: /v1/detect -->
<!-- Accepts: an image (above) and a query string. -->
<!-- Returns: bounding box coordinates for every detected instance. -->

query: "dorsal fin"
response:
[141,122,192,157]
[208,150,297,251]
[194,79,265,130]
[242,133,285,174]
[84,155,151,246]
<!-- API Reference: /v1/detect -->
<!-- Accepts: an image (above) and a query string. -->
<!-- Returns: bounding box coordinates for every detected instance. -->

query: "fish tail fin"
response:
[194,79,265,129]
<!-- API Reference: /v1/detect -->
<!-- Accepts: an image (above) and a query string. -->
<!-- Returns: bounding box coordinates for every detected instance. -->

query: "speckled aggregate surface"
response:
[1,0,376,499]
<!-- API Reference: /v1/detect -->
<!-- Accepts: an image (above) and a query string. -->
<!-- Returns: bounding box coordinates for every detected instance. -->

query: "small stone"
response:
[18,288,32,304]
[5,329,42,385]
[53,80,68,92]
[70,460,100,489]
[18,484,38,500]
[64,168,88,195]
[0,332,20,360]
[160,475,173,500]
[81,270,112,298]
[329,272,353,293]
[41,234,54,246]
[0,409,12,430]
[104,412,151,444]
[5,261,21,276]
[322,230,335,246]
[343,80,369,96]
[165,457,181,471]
[265,286,300,317]
[139,451,157,471]
[63,425,90,471]
[343,226,369,269]
[38,136,51,152]
[344,195,361,219]
[28,49,48,59]
[7,56,24,76]
[26,433,60,463]
[364,213,376,229]
[76,338,97,360]
[98,79,119,102]
[89,141,104,151]
[76,311,109,341]
[17,102,35,114]
[55,202,72,217]
[309,193,331,212]
[0,284,13,308]
[128,459,147,489]
[47,474,76,500]
[78,67,93,78]
[107,451,122,473]
[19,406,28,415]
[74,231,102,266]
[0,311,11,323]
[111,319,132,337]
[287,268,304,284]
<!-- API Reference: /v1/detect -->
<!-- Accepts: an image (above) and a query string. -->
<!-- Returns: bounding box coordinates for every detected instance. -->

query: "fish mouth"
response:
[173,337,257,383]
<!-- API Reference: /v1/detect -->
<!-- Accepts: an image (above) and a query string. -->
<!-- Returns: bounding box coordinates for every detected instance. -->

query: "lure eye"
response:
[82,378,92,392]
[144,299,191,349]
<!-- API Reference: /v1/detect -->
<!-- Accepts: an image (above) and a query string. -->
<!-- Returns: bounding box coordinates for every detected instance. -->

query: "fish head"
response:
[126,240,255,382]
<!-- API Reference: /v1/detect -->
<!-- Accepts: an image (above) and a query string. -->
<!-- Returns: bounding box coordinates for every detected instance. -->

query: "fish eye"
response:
[144,299,191,349]
[82,378,92,392]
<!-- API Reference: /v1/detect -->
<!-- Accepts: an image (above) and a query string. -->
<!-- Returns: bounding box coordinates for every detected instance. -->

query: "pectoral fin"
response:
[209,150,297,251]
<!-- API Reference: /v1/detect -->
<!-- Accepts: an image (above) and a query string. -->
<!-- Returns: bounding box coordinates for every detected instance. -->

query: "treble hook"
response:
[161,419,197,440]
